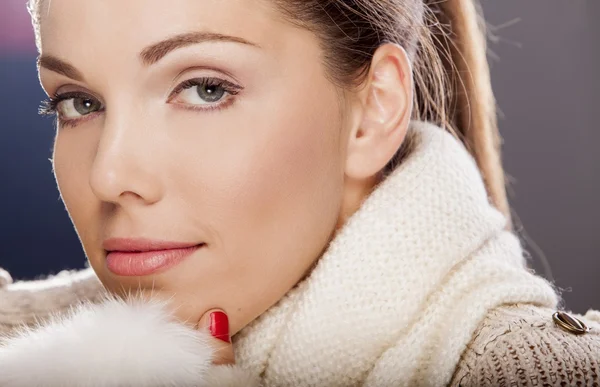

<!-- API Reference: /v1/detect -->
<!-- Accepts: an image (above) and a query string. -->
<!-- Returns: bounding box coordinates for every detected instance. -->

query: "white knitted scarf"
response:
[231,120,559,386]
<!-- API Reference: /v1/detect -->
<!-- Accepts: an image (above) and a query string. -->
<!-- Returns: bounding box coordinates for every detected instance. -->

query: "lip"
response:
[104,238,204,277]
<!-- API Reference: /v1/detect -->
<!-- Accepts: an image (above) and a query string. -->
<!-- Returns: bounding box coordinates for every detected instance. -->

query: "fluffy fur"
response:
[0,296,259,387]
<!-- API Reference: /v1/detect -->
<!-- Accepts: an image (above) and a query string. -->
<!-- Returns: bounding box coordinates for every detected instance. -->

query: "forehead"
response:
[38,0,287,54]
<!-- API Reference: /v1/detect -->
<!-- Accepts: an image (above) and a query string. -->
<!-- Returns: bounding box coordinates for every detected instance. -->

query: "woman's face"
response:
[38,0,350,333]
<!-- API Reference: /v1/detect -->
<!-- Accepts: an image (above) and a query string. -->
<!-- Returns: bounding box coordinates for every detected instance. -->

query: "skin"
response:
[36,0,413,348]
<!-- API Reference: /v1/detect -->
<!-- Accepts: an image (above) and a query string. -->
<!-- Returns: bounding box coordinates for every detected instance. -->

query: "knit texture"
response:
[1,121,597,386]
[450,305,600,387]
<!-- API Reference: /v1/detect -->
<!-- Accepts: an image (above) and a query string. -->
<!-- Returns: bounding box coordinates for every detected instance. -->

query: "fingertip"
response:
[209,310,231,344]
[197,309,230,341]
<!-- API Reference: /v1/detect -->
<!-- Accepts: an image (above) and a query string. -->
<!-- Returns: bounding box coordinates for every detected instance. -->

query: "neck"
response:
[335,173,382,230]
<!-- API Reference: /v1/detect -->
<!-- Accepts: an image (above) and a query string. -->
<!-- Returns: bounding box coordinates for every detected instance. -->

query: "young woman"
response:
[1,0,598,385]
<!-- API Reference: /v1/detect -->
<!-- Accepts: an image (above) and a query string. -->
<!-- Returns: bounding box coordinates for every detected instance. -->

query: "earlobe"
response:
[345,43,413,179]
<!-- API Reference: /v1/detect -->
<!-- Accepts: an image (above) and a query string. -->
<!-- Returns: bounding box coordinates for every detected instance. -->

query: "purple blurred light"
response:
[0,0,36,54]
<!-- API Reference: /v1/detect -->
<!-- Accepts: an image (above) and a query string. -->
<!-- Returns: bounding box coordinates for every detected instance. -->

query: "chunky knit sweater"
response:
[1,121,599,386]
[451,305,600,386]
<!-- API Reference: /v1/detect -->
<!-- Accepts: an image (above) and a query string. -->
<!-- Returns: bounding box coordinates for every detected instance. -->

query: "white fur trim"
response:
[0,268,12,287]
[585,309,600,325]
[0,296,258,387]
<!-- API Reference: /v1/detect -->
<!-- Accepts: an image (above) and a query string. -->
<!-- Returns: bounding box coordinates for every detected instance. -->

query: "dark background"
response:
[0,1,598,313]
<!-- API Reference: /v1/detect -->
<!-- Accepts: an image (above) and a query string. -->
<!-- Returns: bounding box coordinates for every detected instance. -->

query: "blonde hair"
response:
[27,0,509,221]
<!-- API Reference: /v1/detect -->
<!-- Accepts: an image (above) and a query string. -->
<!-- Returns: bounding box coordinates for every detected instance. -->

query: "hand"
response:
[196,309,236,366]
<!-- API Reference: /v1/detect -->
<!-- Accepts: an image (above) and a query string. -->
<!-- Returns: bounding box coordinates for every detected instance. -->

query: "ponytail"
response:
[424,0,510,222]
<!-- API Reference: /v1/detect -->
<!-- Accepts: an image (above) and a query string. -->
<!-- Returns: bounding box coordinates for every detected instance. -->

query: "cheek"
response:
[170,72,345,248]
[215,93,342,244]
[166,87,345,329]
[179,99,344,260]
[52,129,100,245]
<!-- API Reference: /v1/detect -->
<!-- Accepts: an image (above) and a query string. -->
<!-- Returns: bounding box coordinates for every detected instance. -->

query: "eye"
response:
[169,77,242,109]
[58,96,103,119]
[40,91,104,123]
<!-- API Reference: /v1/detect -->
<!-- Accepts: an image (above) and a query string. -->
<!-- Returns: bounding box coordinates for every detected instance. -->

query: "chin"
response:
[89,257,252,334]
[104,285,206,329]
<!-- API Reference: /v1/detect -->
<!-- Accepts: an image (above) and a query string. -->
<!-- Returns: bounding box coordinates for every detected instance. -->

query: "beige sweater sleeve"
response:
[0,267,106,338]
[450,304,600,387]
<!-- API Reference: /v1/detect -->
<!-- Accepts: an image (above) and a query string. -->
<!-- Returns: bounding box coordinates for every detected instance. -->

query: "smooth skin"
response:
[35,0,413,364]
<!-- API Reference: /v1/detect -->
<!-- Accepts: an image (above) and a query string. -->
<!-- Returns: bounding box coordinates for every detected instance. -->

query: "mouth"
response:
[103,238,205,277]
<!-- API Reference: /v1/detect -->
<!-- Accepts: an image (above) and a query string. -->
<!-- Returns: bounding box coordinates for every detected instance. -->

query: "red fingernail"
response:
[210,311,230,343]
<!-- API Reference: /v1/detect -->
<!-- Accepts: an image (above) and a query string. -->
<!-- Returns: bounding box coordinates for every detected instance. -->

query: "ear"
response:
[345,43,413,179]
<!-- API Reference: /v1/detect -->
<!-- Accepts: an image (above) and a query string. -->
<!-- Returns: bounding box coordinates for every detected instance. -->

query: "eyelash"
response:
[39,91,96,128]
[39,77,243,128]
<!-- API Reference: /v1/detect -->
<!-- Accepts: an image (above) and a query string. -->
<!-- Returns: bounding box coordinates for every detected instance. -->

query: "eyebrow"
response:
[139,31,261,66]
[37,55,85,82]
[37,31,260,82]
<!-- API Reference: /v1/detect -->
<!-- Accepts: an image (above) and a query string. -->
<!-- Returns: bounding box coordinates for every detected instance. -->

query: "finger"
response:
[197,309,235,365]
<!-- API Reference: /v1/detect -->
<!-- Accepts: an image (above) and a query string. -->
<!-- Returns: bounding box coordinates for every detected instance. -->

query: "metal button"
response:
[552,311,591,335]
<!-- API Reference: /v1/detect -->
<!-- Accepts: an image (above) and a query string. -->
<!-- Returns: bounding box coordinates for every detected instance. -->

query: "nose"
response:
[89,110,164,206]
